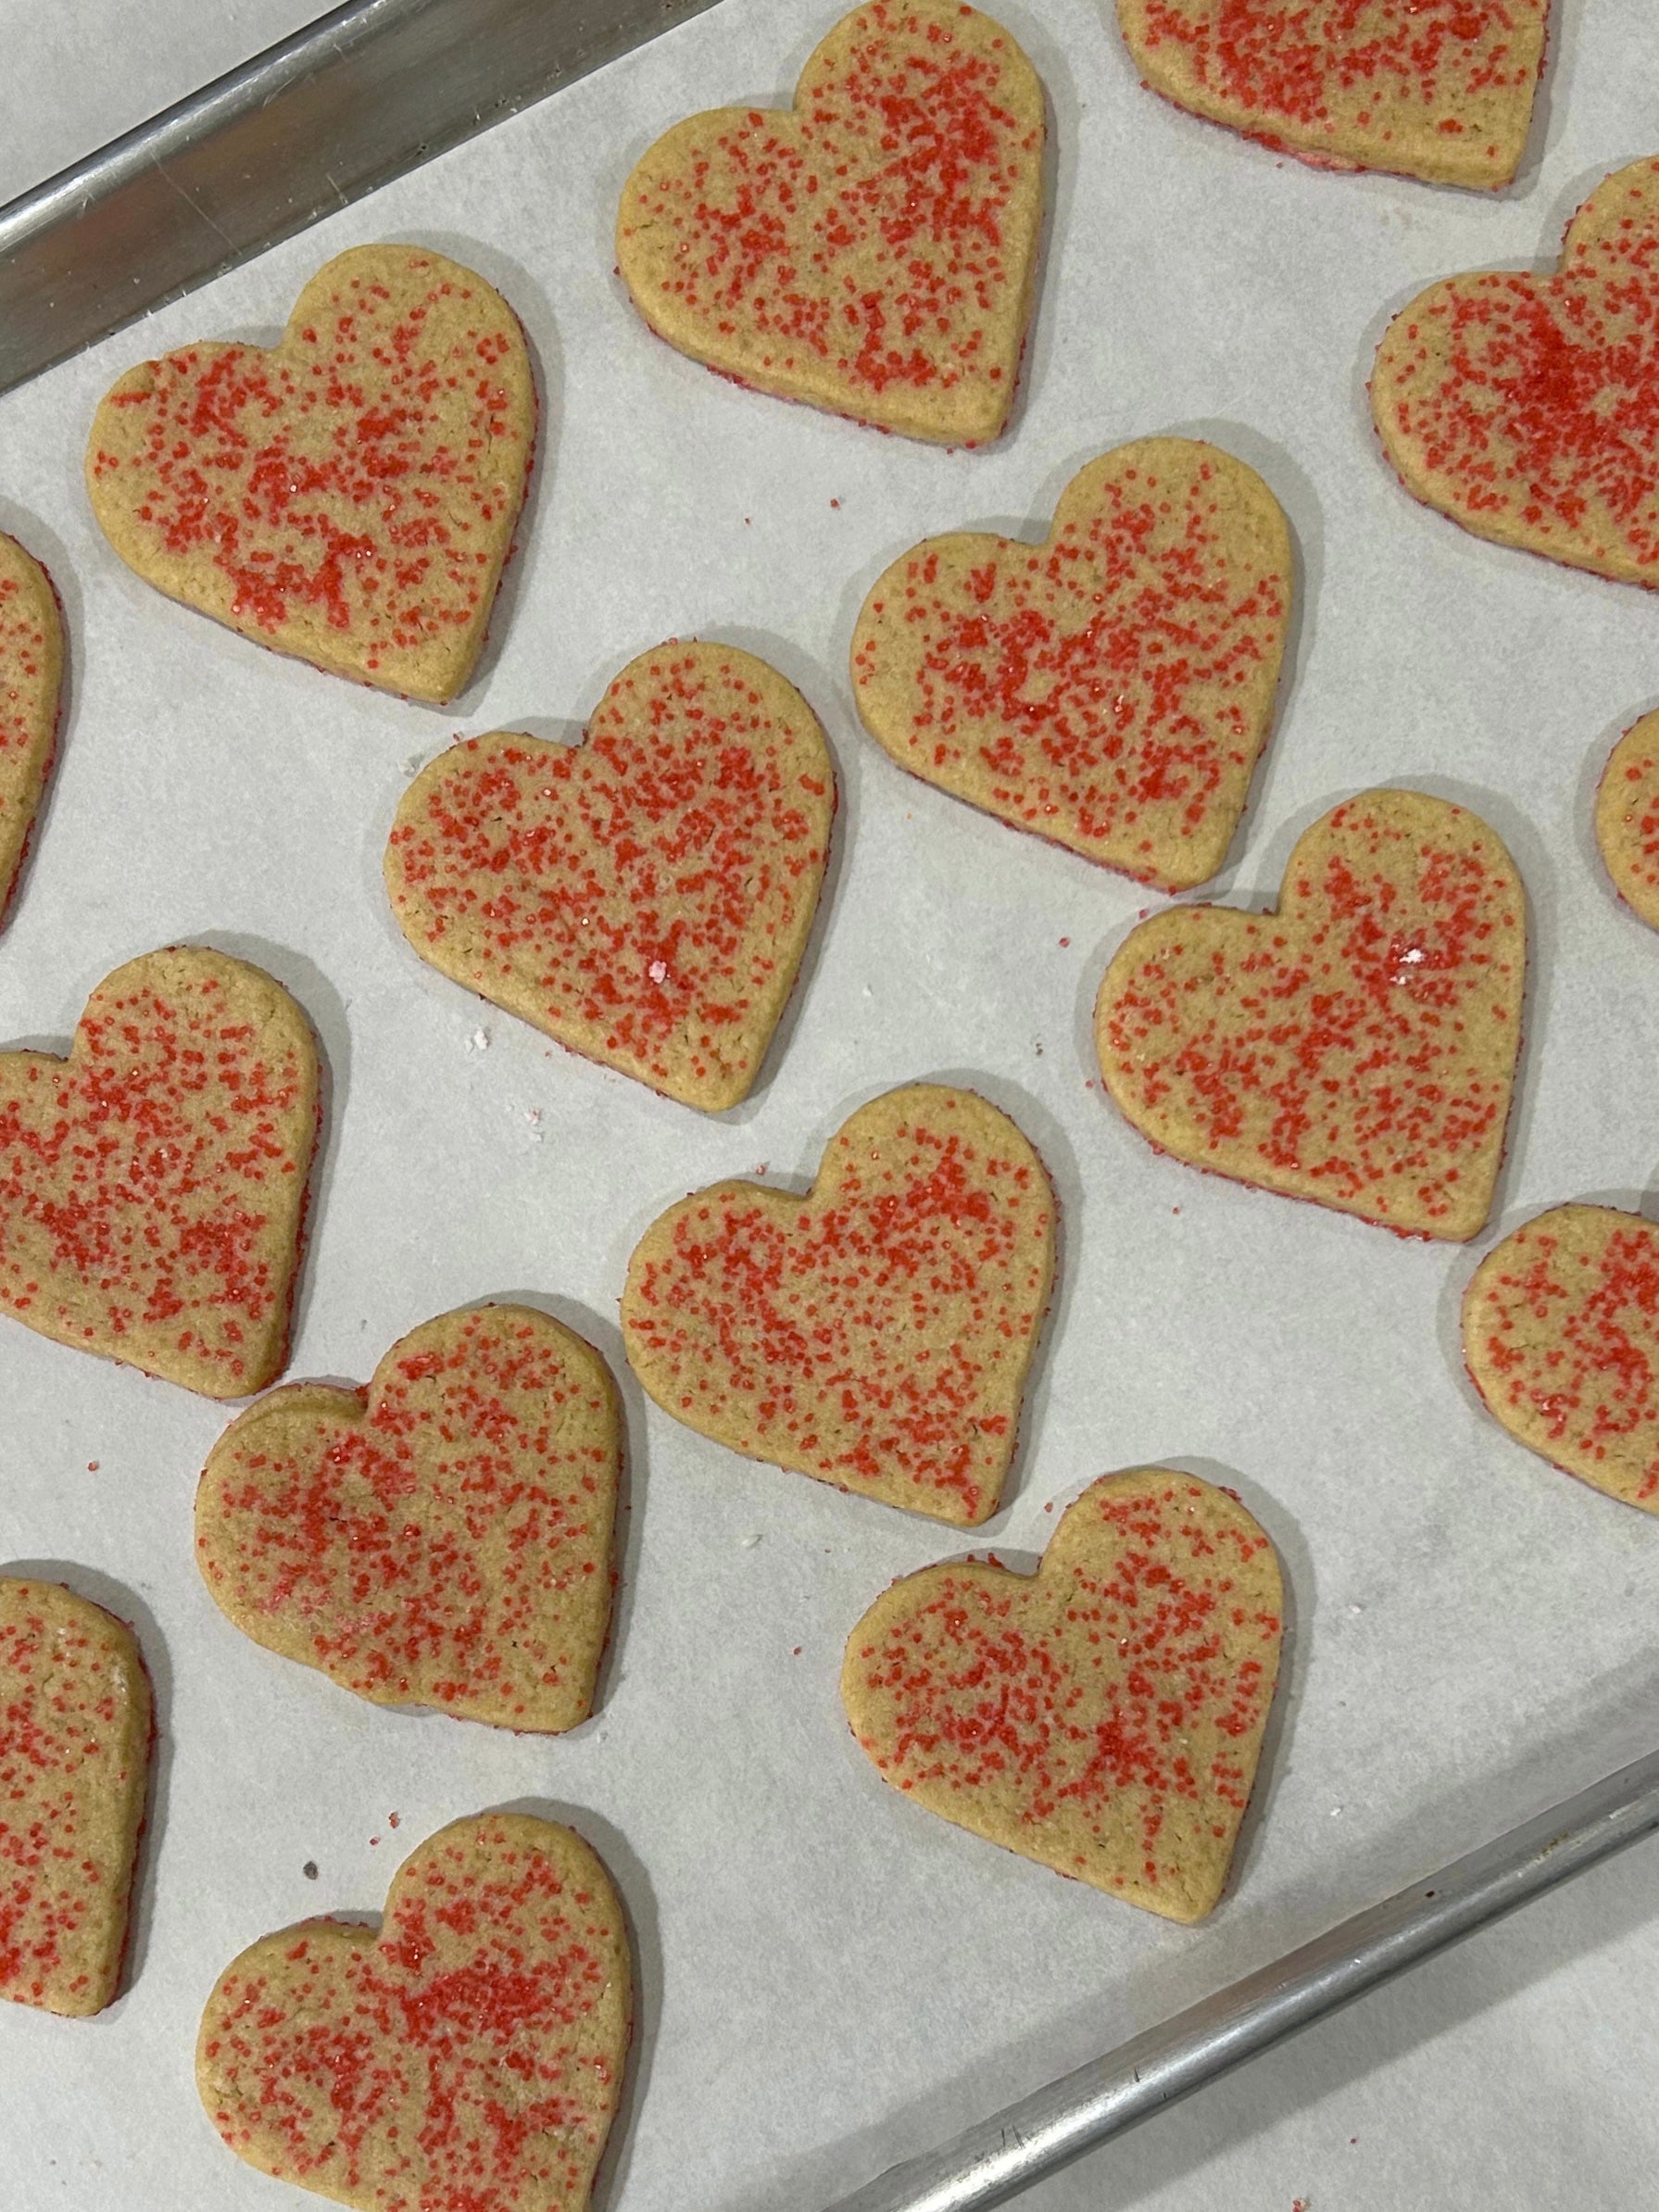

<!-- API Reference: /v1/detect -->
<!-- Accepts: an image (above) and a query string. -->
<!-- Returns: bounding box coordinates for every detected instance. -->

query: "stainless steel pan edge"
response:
[822,1745,1659,2211]
[0,0,724,394]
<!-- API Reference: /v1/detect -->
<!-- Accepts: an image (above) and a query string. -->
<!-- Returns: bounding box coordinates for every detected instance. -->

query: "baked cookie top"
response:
[197,1812,631,2212]
[1464,1203,1659,1515]
[0,946,320,1395]
[1372,157,1659,587]
[385,641,835,1111]
[195,1305,621,1731]
[0,531,62,927]
[622,1083,1055,1525]
[1117,0,1550,190]
[842,1467,1283,1919]
[1096,788,1526,1240]
[616,0,1046,444]
[1596,710,1659,932]
[0,1577,152,2017]
[851,438,1292,888]
[86,244,535,702]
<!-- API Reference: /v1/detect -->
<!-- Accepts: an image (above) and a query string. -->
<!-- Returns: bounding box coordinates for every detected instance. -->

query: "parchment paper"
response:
[2,2,1658,2207]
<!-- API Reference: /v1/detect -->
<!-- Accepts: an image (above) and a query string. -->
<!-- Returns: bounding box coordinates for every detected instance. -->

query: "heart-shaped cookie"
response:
[1595,709,1659,932]
[1373,157,1659,587]
[197,1812,631,2212]
[842,1468,1282,1918]
[1095,788,1525,1238]
[851,439,1292,889]
[86,245,534,701]
[616,0,1046,445]
[1464,1203,1659,1514]
[0,531,63,926]
[1116,0,1549,189]
[622,1084,1055,1524]
[386,641,834,1111]
[195,1305,620,1730]
[0,947,320,1395]
[0,1578,152,2016]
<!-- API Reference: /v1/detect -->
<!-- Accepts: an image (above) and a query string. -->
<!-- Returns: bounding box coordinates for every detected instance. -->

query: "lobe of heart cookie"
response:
[851,439,1291,889]
[616,0,1046,445]
[622,1084,1055,1524]
[385,640,835,1111]
[1372,157,1659,587]
[1095,788,1525,1239]
[0,947,320,1395]
[1596,710,1659,932]
[0,533,64,928]
[1464,1203,1659,1514]
[195,1305,621,1730]
[86,244,534,702]
[0,1578,152,2017]
[1116,0,1549,190]
[197,1812,631,2212]
[841,1469,1283,1919]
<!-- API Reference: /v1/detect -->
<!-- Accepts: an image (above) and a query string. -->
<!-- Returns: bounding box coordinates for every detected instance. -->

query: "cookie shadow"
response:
[490,1796,662,2212]
[387,230,564,712]
[0,498,82,940]
[1393,771,1552,1234]
[1160,418,1326,888]
[0,1561,171,2012]
[181,933,350,1376]
[906,1064,1084,1524]
[683,621,851,1128]
[1154,1456,1313,1903]
[483,1289,647,1726]
[961,0,1079,446]
[1511,0,1590,196]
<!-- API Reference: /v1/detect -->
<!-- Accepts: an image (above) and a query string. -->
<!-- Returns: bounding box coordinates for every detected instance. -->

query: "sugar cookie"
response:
[1595,710,1659,931]
[0,1578,152,2016]
[1373,157,1659,587]
[1464,1203,1659,1514]
[386,641,834,1110]
[622,1084,1054,1524]
[0,947,319,1394]
[1095,788,1525,1238]
[195,1306,620,1729]
[1116,0,1549,190]
[87,245,534,701]
[616,0,1045,445]
[851,439,1291,888]
[842,1468,1282,1919]
[0,531,63,924]
[198,1812,630,2212]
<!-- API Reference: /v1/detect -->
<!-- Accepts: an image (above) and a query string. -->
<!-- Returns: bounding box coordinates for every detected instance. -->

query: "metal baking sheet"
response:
[2,1,1659,2208]
[0,0,724,394]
